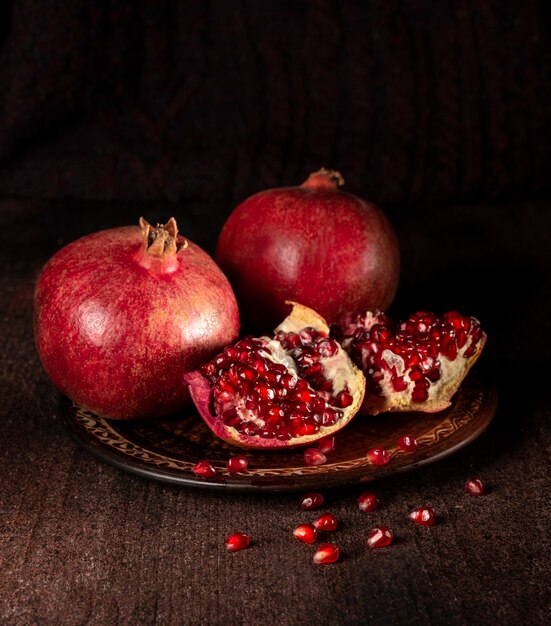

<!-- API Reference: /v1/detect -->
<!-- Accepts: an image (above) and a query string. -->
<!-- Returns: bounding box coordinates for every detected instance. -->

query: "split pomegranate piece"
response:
[185,303,365,449]
[192,460,217,478]
[227,455,248,474]
[225,532,251,552]
[408,506,436,526]
[313,543,340,564]
[300,493,324,510]
[358,491,380,512]
[465,478,485,496]
[313,513,338,531]
[367,526,393,548]
[397,435,419,452]
[335,310,486,414]
[293,524,318,544]
[367,447,391,466]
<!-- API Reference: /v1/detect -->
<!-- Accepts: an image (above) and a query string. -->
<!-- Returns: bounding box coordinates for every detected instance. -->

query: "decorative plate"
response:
[62,372,497,492]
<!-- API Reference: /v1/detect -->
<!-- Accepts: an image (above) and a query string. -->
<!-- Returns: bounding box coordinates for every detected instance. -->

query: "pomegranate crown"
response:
[302,168,345,191]
[139,217,187,256]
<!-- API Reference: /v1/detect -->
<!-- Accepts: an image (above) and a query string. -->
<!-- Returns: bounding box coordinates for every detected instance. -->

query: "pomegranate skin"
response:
[216,169,400,329]
[34,221,240,420]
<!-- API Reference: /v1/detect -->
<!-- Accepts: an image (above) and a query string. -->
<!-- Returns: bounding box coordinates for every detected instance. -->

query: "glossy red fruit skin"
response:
[367,526,393,548]
[358,491,380,512]
[216,169,400,329]
[226,532,250,552]
[34,220,240,419]
[293,524,318,544]
[300,493,324,510]
[313,543,340,564]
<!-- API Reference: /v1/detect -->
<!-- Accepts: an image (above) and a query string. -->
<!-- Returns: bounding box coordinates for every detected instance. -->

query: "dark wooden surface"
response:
[1,198,550,626]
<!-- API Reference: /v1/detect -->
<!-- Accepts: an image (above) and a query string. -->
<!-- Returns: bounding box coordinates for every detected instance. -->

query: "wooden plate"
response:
[62,372,497,492]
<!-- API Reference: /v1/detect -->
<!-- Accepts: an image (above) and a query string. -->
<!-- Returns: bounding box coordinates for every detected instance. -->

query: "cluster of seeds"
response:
[341,310,484,402]
[200,328,353,440]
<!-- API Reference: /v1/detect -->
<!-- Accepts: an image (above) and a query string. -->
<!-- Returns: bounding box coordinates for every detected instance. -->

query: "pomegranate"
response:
[185,303,365,449]
[408,506,436,526]
[313,543,340,564]
[367,448,391,466]
[192,460,217,479]
[216,168,400,329]
[335,310,486,414]
[303,448,327,466]
[300,493,324,510]
[293,524,318,544]
[225,532,250,552]
[227,455,248,474]
[313,513,338,531]
[34,217,240,420]
[397,435,419,452]
[367,526,393,548]
[318,435,336,455]
[465,478,486,496]
[358,491,380,512]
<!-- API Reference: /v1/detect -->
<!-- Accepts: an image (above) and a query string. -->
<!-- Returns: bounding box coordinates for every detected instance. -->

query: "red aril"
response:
[300,493,324,510]
[293,524,318,544]
[216,168,400,329]
[318,436,336,455]
[358,491,380,512]
[408,506,436,526]
[304,448,327,466]
[313,543,340,564]
[367,448,390,466]
[313,513,338,532]
[192,460,217,478]
[225,532,250,552]
[397,435,419,452]
[185,303,365,449]
[367,526,393,548]
[465,478,485,496]
[227,455,248,474]
[34,218,239,419]
[335,310,486,414]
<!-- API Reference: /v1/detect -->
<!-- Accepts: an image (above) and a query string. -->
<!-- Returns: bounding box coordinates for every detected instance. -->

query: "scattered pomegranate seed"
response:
[226,455,248,474]
[192,459,217,478]
[367,447,390,466]
[293,524,318,544]
[225,532,250,552]
[397,435,419,452]
[367,526,393,548]
[358,491,380,512]
[300,492,324,510]
[465,478,485,496]
[318,435,336,455]
[303,448,327,466]
[408,506,436,526]
[313,513,338,531]
[313,543,340,564]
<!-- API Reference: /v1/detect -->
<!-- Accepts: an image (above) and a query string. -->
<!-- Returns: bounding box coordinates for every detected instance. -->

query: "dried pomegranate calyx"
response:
[186,302,365,449]
[139,216,187,257]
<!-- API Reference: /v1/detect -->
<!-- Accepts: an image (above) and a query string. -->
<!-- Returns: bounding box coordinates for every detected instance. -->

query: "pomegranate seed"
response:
[226,455,248,474]
[336,390,354,408]
[465,478,485,496]
[397,435,419,452]
[358,491,380,512]
[367,526,393,548]
[313,513,338,531]
[408,506,436,526]
[300,492,324,510]
[192,460,217,478]
[367,447,390,466]
[293,524,318,544]
[313,543,339,564]
[318,435,336,455]
[303,448,327,466]
[225,532,250,552]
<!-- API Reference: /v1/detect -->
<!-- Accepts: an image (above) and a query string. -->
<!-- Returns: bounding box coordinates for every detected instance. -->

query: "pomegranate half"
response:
[216,168,400,329]
[185,303,365,449]
[34,217,240,419]
[335,310,486,414]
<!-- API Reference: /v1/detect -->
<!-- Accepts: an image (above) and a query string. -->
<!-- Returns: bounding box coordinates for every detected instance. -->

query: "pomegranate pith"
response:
[185,303,365,449]
[358,491,380,512]
[300,493,324,510]
[367,526,393,548]
[34,217,239,419]
[313,543,340,564]
[313,513,338,531]
[216,168,400,328]
[293,524,318,544]
[408,506,436,526]
[335,309,487,414]
[465,478,485,496]
[226,532,250,552]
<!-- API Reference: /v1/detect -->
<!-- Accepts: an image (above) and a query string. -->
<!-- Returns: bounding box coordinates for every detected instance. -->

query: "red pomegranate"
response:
[185,302,365,449]
[34,217,240,419]
[216,168,400,330]
[335,309,486,414]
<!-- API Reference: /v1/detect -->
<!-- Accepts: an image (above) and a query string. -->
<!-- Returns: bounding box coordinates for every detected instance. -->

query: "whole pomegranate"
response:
[34,217,240,419]
[216,168,400,329]
[185,302,365,449]
[335,309,486,414]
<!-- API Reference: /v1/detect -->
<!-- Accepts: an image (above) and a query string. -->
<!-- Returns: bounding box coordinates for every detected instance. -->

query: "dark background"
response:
[0,1,550,625]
